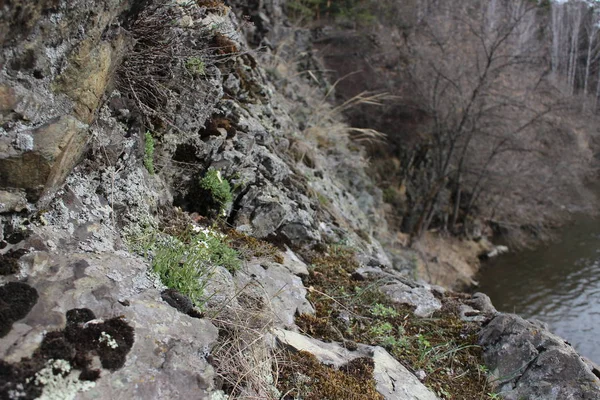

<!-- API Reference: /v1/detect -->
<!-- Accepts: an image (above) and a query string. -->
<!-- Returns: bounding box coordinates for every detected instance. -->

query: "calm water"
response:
[478,213,600,363]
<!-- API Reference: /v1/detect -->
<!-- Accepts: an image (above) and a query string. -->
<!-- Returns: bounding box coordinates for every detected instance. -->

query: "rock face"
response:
[0,250,219,399]
[0,0,131,202]
[1,0,599,399]
[479,314,600,400]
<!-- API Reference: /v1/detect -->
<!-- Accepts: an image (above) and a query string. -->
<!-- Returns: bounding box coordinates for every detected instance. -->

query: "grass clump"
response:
[199,168,233,216]
[144,131,155,175]
[278,351,383,400]
[126,221,241,309]
[294,245,494,399]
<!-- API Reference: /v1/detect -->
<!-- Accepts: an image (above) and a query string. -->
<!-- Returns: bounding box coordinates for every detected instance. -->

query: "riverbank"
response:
[478,210,600,363]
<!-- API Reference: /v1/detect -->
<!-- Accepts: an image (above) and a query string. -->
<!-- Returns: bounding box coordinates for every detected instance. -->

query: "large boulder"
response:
[479,313,600,400]
[0,116,88,201]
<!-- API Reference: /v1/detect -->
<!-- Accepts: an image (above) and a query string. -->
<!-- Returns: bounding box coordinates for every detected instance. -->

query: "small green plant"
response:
[316,192,330,207]
[487,393,503,399]
[144,131,155,175]
[417,334,432,350]
[127,223,241,309]
[380,335,409,351]
[199,169,233,215]
[185,56,206,77]
[370,303,399,318]
[370,322,394,338]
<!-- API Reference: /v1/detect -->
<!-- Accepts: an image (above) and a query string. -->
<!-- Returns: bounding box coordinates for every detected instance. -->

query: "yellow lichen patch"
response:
[277,351,384,400]
[295,245,493,399]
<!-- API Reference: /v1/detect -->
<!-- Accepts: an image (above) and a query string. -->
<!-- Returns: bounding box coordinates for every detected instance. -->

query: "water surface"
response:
[478,212,600,363]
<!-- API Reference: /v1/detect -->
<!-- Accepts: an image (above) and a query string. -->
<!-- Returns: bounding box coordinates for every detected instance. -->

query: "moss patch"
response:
[0,308,134,399]
[277,351,383,400]
[294,246,492,399]
[0,281,38,337]
[0,248,27,275]
[225,228,284,263]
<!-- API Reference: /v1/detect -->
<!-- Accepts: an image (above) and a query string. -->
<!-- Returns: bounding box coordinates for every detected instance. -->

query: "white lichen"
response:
[99,331,119,349]
[33,359,96,400]
[14,133,34,151]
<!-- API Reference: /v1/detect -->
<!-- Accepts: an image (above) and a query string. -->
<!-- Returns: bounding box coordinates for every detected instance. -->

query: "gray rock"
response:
[0,190,27,213]
[279,246,309,276]
[380,281,442,317]
[234,261,314,329]
[371,346,439,400]
[467,292,497,316]
[0,251,219,399]
[479,313,600,399]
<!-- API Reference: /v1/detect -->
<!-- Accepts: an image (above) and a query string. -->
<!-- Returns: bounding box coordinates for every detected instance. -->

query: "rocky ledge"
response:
[1,1,599,399]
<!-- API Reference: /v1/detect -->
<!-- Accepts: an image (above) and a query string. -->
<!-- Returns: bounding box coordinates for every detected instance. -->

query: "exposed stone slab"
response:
[380,281,442,317]
[234,261,314,329]
[0,251,219,399]
[273,328,440,400]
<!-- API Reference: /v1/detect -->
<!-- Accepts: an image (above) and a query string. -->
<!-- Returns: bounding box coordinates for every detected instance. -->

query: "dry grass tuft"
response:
[210,290,281,399]
[116,1,241,133]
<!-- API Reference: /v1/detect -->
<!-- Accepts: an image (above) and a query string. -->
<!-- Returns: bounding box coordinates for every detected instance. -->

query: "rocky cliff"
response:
[1,1,599,399]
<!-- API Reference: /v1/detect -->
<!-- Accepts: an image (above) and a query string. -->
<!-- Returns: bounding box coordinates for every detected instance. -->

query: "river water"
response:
[478,212,600,363]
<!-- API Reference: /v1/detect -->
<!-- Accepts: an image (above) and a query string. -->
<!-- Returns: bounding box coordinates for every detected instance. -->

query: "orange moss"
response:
[213,33,238,55]
[225,228,284,263]
[277,351,384,400]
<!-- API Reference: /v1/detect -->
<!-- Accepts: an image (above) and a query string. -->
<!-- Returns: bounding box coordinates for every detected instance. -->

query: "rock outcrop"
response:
[1,1,599,400]
[479,314,600,400]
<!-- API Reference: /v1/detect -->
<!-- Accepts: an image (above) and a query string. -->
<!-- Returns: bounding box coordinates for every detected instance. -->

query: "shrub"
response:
[199,169,233,216]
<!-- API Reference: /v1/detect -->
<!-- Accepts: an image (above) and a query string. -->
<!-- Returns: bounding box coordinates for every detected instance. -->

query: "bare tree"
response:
[399,0,594,241]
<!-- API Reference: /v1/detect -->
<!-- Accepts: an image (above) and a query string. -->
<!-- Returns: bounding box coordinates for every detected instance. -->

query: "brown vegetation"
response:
[295,245,493,398]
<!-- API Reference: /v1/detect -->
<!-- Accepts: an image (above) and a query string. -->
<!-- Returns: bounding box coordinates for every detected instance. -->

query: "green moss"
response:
[144,131,155,175]
[199,169,233,215]
[369,303,398,318]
